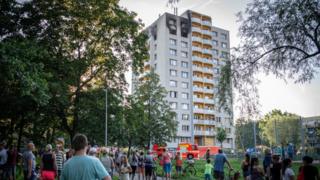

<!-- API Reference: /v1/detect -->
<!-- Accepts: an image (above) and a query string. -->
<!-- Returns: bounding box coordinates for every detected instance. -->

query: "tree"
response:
[259,110,300,147]
[216,128,227,148]
[133,69,177,147]
[218,0,320,115]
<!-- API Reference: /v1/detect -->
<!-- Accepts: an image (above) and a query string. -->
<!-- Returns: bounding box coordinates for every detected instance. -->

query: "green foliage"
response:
[132,69,177,147]
[259,109,300,146]
[216,128,227,148]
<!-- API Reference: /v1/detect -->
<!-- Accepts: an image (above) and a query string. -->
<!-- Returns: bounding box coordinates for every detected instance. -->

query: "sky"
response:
[119,0,320,118]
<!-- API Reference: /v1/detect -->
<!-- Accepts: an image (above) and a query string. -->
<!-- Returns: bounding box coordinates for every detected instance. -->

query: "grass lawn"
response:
[155,158,320,180]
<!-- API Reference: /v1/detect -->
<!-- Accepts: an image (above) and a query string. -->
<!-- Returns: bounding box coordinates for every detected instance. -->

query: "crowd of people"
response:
[0,137,319,180]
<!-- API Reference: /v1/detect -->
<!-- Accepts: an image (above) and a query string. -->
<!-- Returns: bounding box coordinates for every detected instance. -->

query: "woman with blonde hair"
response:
[40,144,57,180]
[119,155,132,180]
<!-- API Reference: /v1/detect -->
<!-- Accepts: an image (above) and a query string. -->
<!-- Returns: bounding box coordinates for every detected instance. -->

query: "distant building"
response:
[132,10,235,149]
[302,116,320,154]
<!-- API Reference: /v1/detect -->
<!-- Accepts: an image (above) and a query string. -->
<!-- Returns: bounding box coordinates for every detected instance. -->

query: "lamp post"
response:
[105,88,108,146]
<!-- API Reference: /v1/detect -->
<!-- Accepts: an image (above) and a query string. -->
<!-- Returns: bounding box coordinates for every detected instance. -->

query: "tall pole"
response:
[105,88,108,146]
[253,120,257,151]
[274,119,277,146]
[300,116,305,156]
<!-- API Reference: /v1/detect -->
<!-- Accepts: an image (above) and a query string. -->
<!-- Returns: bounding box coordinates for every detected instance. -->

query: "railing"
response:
[192,27,202,34]
[192,46,202,53]
[191,17,202,24]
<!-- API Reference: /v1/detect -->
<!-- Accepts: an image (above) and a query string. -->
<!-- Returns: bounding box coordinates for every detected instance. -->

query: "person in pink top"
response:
[162,149,171,180]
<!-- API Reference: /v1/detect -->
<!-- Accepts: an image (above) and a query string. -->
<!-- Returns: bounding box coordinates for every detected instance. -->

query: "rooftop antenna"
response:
[167,0,180,15]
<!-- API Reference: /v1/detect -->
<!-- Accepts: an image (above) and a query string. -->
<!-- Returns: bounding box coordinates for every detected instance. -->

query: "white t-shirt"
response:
[283,168,295,180]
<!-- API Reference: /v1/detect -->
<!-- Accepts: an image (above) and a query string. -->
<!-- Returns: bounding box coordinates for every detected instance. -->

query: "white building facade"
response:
[133,10,235,149]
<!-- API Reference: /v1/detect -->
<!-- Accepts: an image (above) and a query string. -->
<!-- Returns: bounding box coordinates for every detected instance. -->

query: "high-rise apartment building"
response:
[132,10,235,149]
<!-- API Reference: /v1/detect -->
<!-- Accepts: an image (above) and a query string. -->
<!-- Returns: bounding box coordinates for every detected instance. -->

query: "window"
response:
[182,82,188,89]
[170,49,177,56]
[181,92,189,99]
[221,33,227,40]
[181,51,188,58]
[182,114,189,120]
[212,40,218,46]
[221,42,227,48]
[170,102,177,109]
[170,69,177,76]
[212,31,218,37]
[154,63,157,70]
[182,125,189,132]
[216,117,221,122]
[170,38,177,45]
[169,91,178,98]
[181,71,188,78]
[180,137,191,142]
[170,80,177,87]
[181,61,188,68]
[154,44,157,49]
[221,51,228,58]
[181,41,188,48]
[154,54,157,60]
[170,59,177,66]
[213,49,219,56]
[181,103,189,110]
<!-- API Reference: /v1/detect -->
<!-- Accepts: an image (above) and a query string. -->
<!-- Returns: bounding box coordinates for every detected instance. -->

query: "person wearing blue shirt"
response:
[61,134,111,180]
[213,149,232,180]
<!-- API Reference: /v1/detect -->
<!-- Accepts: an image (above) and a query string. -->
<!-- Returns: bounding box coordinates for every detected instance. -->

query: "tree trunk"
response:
[17,119,25,152]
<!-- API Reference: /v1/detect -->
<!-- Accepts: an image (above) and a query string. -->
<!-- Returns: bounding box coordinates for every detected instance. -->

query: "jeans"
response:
[205,174,212,180]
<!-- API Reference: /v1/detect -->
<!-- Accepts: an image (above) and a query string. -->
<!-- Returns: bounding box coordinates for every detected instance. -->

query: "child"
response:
[204,159,213,180]
[175,152,182,176]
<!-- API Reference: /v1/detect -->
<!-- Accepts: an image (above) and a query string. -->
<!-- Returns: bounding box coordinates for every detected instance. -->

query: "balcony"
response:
[204,98,215,104]
[203,77,213,83]
[192,56,202,62]
[202,58,212,64]
[192,76,203,82]
[191,17,202,24]
[203,68,213,74]
[203,88,213,94]
[193,86,203,92]
[202,30,212,36]
[213,78,219,84]
[193,119,216,126]
[192,36,202,43]
[213,88,218,94]
[192,27,202,34]
[212,59,218,65]
[193,97,203,103]
[203,39,212,46]
[202,20,212,26]
[192,65,203,72]
[192,46,202,53]
[194,130,215,136]
[193,108,204,114]
[203,109,215,114]
[203,49,212,55]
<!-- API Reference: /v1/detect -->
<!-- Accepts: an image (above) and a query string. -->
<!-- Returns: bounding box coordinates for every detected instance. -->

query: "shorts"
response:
[175,166,182,172]
[163,163,171,174]
[41,170,55,180]
[214,170,224,179]
[205,174,212,180]
[145,166,153,176]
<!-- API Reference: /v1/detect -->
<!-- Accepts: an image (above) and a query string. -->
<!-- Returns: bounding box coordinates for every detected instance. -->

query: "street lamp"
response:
[105,88,108,146]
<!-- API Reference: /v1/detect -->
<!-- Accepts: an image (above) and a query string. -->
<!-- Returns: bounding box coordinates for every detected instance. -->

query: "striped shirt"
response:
[56,150,65,171]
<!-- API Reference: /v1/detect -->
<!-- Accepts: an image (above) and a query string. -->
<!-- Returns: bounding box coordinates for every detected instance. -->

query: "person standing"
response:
[297,156,319,180]
[205,149,210,160]
[144,151,154,180]
[137,151,145,180]
[249,157,264,180]
[60,134,111,180]
[55,145,65,179]
[162,149,172,180]
[0,141,8,179]
[100,148,115,178]
[270,155,281,180]
[263,149,272,180]
[119,155,132,180]
[213,149,232,180]
[5,144,18,180]
[174,152,182,176]
[241,153,250,179]
[204,159,213,180]
[129,151,138,180]
[22,142,36,180]
[282,158,294,180]
[40,144,57,180]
